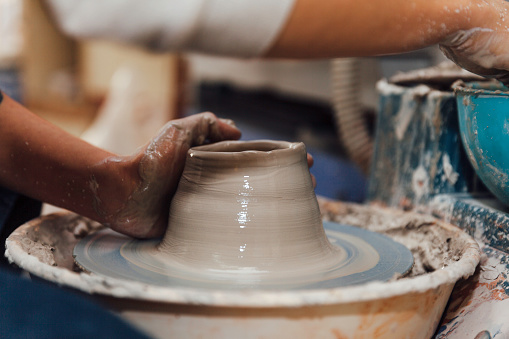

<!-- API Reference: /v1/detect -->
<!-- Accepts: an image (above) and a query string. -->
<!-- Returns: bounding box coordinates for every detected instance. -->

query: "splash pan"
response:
[5,201,480,339]
[73,222,413,290]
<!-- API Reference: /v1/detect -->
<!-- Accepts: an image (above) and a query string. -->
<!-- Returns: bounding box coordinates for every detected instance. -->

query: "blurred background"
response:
[0,0,447,203]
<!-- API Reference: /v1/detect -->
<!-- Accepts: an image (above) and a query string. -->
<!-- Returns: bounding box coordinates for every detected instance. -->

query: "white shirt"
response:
[46,0,296,57]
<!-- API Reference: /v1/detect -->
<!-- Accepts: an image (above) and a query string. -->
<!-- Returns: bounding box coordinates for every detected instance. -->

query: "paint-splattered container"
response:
[454,81,509,206]
[370,79,476,209]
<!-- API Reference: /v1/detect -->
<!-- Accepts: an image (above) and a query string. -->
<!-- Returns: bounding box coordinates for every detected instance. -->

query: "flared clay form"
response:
[156,140,346,284]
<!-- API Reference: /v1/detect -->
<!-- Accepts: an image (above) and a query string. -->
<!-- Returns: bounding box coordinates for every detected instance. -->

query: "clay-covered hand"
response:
[307,153,317,188]
[440,30,509,85]
[101,112,241,238]
[439,1,509,85]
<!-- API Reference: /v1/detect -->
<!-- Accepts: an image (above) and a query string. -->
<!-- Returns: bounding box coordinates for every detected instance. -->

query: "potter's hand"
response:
[104,113,241,238]
[439,1,509,85]
[440,30,509,85]
[307,153,317,188]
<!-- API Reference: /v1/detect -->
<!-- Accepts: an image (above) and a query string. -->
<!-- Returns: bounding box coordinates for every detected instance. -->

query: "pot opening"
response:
[191,140,299,155]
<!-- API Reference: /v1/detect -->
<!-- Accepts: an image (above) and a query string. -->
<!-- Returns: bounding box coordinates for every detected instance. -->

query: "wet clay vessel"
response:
[156,140,342,286]
[73,140,413,289]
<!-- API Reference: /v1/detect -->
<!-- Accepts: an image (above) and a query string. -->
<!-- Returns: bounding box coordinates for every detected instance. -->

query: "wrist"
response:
[440,0,505,43]
[87,154,141,225]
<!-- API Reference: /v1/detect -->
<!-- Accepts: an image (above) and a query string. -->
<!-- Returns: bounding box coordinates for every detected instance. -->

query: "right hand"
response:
[439,1,509,85]
[440,29,509,85]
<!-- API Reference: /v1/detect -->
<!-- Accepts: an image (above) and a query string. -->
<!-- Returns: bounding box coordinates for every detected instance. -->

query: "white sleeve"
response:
[45,0,296,57]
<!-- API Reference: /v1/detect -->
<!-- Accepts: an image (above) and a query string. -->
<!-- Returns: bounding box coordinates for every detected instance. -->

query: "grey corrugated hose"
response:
[331,58,373,174]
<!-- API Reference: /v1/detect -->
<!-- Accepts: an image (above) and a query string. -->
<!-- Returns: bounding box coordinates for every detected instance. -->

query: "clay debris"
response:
[319,198,466,277]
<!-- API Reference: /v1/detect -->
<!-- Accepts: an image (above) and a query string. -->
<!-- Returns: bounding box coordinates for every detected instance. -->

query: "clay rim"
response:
[452,80,509,97]
[5,210,480,308]
[188,140,304,161]
[386,62,485,88]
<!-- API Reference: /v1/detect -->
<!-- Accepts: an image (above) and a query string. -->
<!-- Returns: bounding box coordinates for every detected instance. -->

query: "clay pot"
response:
[156,140,341,286]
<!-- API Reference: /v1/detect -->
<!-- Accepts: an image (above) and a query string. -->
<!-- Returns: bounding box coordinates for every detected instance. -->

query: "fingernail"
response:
[220,118,239,129]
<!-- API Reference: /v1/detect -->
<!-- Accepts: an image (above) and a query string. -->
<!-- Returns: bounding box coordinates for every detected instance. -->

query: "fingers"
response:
[217,118,242,141]
[307,153,314,168]
[306,153,316,188]
[495,72,509,86]
[439,25,509,82]
[110,112,241,239]
[173,112,241,146]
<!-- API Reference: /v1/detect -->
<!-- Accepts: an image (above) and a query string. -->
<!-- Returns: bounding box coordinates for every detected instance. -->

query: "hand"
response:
[307,153,317,188]
[99,112,241,238]
[439,1,509,85]
[440,30,509,84]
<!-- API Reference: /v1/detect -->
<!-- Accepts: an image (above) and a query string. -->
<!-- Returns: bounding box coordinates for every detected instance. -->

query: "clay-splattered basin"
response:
[5,201,480,339]
[454,81,509,206]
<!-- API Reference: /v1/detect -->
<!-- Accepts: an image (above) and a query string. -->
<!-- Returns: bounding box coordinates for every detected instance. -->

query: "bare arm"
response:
[266,0,466,57]
[265,0,509,82]
[46,0,509,82]
[0,94,120,220]
[0,94,241,238]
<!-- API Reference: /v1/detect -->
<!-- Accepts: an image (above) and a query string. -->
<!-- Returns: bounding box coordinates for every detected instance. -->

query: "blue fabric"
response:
[0,188,148,338]
[0,176,146,338]
[0,68,22,102]
[0,187,18,228]
[0,269,149,339]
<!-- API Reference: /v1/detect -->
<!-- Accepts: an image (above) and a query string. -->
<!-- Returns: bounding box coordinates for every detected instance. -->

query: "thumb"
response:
[183,112,241,146]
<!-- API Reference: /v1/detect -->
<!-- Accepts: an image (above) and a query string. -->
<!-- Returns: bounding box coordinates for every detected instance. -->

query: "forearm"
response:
[0,94,242,237]
[266,0,501,58]
[46,0,507,64]
[0,94,135,221]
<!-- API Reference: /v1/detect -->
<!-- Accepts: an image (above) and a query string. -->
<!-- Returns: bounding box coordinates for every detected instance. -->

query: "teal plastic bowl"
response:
[454,81,509,206]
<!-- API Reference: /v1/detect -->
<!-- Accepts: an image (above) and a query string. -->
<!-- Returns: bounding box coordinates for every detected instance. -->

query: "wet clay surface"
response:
[9,198,467,280]
[7,213,105,271]
[143,140,357,287]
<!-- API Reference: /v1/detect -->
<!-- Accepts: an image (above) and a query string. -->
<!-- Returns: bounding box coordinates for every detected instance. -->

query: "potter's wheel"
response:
[73,221,413,290]
[6,202,481,339]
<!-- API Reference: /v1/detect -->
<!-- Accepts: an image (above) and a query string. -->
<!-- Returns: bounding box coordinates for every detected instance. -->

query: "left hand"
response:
[99,112,242,238]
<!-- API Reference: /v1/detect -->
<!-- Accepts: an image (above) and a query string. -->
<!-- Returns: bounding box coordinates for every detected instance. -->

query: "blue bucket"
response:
[454,81,509,206]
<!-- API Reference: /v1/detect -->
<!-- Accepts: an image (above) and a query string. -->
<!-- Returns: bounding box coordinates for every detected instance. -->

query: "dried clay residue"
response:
[6,213,104,271]
[9,201,468,281]
[319,198,467,277]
